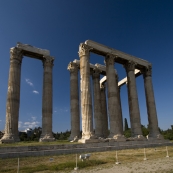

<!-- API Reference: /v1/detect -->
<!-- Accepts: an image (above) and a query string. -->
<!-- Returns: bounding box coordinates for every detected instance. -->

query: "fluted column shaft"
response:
[1,47,22,143]
[125,61,143,137]
[68,62,80,141]
[78,43,94,140]
[118,86,123,134]
[143,67,162,139]
[40,56,54,142]
[92,68,103,137]
[105,54,123,137]
[100,84,109,138]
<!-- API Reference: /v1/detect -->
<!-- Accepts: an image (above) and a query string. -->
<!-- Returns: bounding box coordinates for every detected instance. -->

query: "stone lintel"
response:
[85,40,151,68]
[17,42,50,60]
[100,69,141,87]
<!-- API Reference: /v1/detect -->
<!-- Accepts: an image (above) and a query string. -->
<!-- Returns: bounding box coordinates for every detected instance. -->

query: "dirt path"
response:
[72,157,173,173]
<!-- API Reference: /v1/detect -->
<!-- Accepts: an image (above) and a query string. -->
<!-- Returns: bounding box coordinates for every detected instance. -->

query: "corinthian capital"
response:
[10,47,23,62]
[92,68,101,79]
[67,62,78,73]
[124,61,136,72]
[78,43,91,57]
[143,65,152,77]
[104,54,115,66]
[43,56,54,68]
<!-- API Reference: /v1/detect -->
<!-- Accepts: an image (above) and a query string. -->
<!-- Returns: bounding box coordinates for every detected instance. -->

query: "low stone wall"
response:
[0,140,172,159]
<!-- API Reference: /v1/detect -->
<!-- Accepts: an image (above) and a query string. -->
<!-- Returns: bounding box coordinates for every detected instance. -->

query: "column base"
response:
[0,134,20,143]
[39,134,55,142]
[113,134,126,142]
[69,135,79,142]
[128,135,147,141]
[147,133,164,140]
[78,138,99,143]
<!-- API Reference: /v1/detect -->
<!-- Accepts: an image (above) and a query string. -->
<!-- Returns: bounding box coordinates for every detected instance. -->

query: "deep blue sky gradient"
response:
[0,0,173,132]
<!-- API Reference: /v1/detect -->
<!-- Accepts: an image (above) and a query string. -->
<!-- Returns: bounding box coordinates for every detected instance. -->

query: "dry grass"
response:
[0,140,78,148]
[0,145,172,172]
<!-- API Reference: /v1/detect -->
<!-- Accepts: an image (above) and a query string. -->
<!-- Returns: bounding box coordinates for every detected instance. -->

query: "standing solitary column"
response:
[68,62,80,141]
[92,68,103,137]
[78,43,95,142]
[124,61,144,140]
[105,54,125,140]
[100,83,109,138]
[1,47,22,143]
[40,56,55,142]
[143,66,163,140]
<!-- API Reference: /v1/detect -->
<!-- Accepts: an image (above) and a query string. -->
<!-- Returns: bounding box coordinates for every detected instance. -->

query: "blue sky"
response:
[0,0,173,132]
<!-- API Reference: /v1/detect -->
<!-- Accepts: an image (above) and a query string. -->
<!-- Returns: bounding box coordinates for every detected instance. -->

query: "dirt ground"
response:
[71,157,173,173]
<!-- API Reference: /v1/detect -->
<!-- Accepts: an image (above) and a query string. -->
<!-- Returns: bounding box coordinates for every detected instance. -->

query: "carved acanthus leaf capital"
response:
[124,61,136,72]
[10,47,23,63]
[143,66,152,77]
[92,67,101,79]
[78,43,92,57]
[43,56,54,68]
[104,54,115,66]
[67,62,79,73]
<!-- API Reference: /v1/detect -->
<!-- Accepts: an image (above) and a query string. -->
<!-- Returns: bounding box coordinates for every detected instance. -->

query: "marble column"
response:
[118,86,123,134]
[105,54,125,140]
[68,62,80,141]
[1,47,22,143]
[143,66,163,140]
[39,56,55,142]
[92,68,103,137]
[100,83,109,138]
[78,43,95,142]
[124,61,144,139]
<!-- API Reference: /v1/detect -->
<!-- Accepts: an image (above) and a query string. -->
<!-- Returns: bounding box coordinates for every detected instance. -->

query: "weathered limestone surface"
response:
[105,54,125,141]
[78,43,96,143]
[100,84,109,138]
[125,61,145,140]
[39,56,55,142]
[143,66,163,140]
[92,68,103,137]
[118,86,123,134]
[1,47,22,143]
[17,42,50,56]
[68,62,80,141]
[85,40,151,68]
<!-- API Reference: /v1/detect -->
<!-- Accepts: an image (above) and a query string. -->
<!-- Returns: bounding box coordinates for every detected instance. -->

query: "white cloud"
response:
[25,79,33,86]
[33,90,39,94]
[31,116,36,121]
[18,121,23,128]
[23,121,40,129]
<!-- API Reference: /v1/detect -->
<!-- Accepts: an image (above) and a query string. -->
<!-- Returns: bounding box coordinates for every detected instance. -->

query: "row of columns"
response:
[68,43,162,142]
[1,47,55,143]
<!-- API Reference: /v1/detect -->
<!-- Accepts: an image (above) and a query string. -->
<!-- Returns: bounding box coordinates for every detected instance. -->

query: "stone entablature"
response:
[68,40,163,143]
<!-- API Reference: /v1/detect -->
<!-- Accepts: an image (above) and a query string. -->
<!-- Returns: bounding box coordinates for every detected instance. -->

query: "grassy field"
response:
[0,140,79,147]
[0,145,173,173]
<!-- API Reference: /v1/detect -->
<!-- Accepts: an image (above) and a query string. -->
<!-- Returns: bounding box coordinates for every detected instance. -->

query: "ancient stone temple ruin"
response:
[68,40,163,143]
[1,43,55,143]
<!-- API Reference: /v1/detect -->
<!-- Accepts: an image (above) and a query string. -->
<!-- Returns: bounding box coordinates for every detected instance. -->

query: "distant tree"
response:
[124,118,129,131]
[141,125,149,137]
